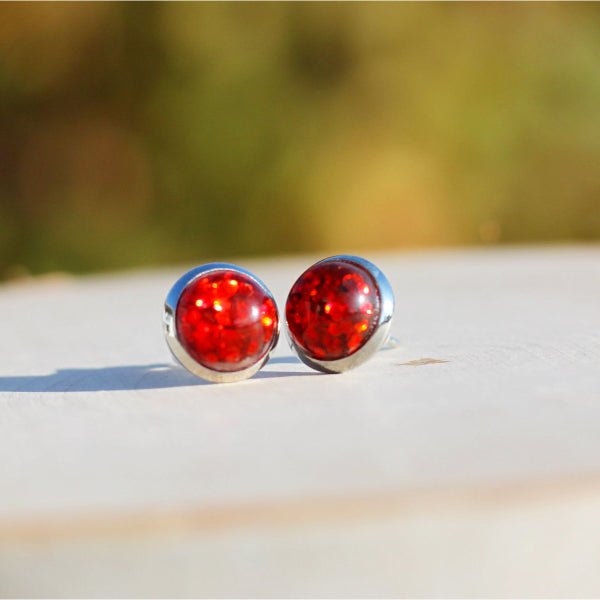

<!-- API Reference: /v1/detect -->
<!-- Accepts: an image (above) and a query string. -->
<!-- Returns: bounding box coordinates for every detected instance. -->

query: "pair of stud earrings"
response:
[163,255,394,383]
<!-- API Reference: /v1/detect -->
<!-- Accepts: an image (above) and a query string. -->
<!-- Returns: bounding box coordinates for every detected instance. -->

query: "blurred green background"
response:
[1,2,600,279]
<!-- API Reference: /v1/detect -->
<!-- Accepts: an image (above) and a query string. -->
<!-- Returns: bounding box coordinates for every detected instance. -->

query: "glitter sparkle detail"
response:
[286,260,381,361]
[176,271,278,373]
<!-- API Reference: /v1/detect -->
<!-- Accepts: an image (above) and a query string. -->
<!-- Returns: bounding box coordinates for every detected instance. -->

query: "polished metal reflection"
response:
[163,263,280,383]
[286,255,395,374]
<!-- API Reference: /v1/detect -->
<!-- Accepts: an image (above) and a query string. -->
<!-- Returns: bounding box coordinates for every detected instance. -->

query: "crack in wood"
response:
[397,358,450,366]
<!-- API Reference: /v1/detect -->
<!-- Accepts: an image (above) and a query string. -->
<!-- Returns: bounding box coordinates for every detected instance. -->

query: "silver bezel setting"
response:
[286,255,394,374]
[163,263,280,383]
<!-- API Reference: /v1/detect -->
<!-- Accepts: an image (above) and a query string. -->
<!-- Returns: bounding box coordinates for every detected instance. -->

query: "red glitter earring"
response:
[285,255,394,373]
[164,264,279,383]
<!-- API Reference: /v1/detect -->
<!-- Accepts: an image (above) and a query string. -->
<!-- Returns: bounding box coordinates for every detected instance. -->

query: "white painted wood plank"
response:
[0,246,599,596]
[3,482,600,597]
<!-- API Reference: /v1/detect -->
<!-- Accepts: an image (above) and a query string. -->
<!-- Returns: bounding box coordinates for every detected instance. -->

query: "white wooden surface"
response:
[0,246,599,597]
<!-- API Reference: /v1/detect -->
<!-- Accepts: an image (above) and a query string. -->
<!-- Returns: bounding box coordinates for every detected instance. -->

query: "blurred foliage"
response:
[1,2,600,278]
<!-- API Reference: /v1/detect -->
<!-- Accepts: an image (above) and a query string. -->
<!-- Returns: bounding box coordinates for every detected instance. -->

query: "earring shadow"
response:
[0,357,317,393]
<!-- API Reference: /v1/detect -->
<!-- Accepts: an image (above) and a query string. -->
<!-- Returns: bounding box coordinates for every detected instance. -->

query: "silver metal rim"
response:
[286,255,394,374]
[163,263,280,383]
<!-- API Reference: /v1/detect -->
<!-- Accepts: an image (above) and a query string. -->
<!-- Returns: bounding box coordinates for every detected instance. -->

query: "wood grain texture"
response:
[0,246,599,597]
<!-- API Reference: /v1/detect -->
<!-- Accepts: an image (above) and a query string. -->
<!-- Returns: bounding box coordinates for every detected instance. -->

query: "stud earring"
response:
[163,264,279,383]
[285,255,394,373]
